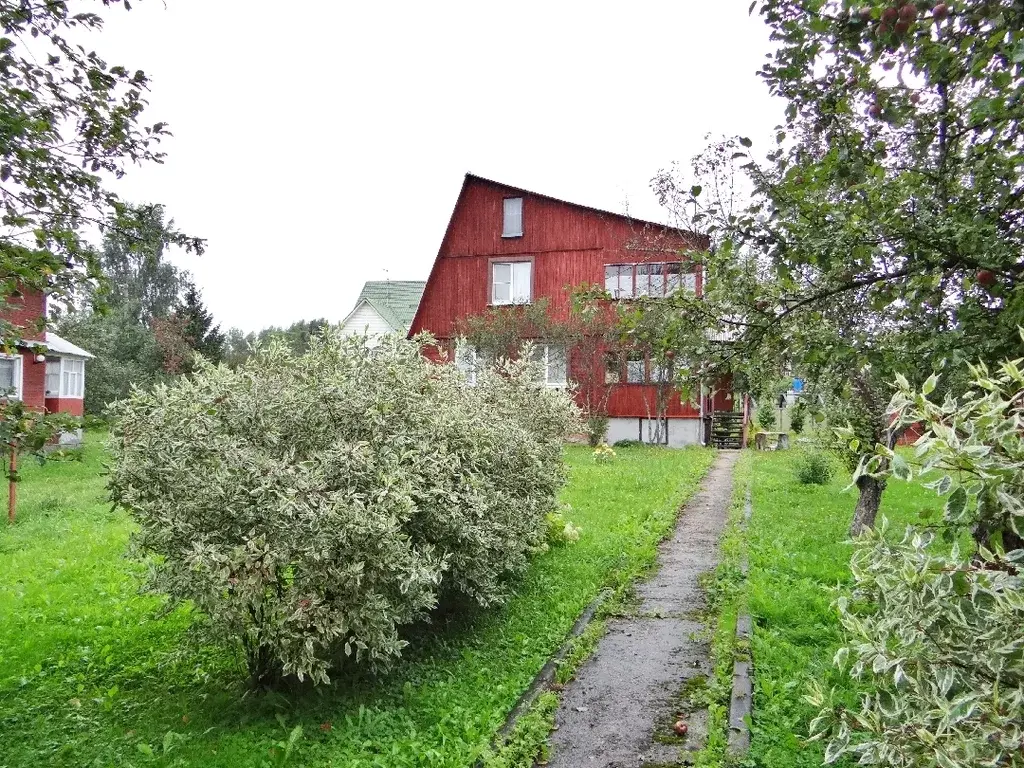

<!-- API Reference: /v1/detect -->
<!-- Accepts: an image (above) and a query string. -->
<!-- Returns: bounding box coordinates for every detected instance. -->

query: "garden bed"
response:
[0,434,714,767]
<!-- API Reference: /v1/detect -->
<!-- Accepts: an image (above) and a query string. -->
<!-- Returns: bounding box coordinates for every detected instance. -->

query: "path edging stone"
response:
[472,588,611,767]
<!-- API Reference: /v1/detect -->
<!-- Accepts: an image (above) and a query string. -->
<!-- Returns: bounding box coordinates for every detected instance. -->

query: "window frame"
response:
[61,357,85,398]
[603,261,696,300]
[502,197,524,238]
[44,355,61,397]
[533,343,567,388]
[489,256,534,306]
[44,356,85,399]
[625,351,646,384]
[0,353,23,401]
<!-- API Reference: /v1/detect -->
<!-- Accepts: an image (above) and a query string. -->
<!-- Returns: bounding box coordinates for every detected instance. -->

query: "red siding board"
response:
[411,175,721,422]
[45,397,84,417]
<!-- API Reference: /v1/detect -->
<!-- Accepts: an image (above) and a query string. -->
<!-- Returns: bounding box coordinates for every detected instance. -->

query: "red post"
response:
[7,444,16,524]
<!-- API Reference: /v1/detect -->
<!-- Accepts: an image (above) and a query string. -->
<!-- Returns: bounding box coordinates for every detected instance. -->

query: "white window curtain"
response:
[531,344,567,387]
[665,263,682,295]
[502,197,523,237]
[511,261,531,303]
[45,357,60,396]
[456,342,483,387]
[626,353,645,384]
[492,261,532,305]
[604,265,633,298]
[544,344,567,386]
[61,358,85,398]
[0,355,23,400]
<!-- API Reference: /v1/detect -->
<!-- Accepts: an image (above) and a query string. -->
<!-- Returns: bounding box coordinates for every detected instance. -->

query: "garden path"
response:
[546,450,737,767]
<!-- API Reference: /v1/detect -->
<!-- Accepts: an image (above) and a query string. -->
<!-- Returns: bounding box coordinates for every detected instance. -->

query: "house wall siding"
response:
[340,302,394,340]
[410,178,705,340]
[410,176,719,424]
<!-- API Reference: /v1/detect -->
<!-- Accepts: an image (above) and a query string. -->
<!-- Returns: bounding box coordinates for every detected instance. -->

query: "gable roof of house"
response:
[345,281,426,332]
[408,173,710,336]
[464,173,708,241]
[45,332,94,359]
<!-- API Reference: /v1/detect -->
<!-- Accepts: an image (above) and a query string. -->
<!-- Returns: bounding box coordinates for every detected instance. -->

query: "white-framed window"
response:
[491,261,532,305]
[604,264,633,298]
[532,344,567,387]
[604,262,696,298]
[61,358,85,398]
[44,356,85,398]
[502,197,523,237]
[45,356,61,396]
[0,354,23,400]
[626,351,645,384]
[650,361,671,383]
[455,340,486,385]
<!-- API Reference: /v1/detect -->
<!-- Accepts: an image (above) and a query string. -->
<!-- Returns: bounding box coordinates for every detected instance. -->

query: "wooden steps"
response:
[710,411,744,449]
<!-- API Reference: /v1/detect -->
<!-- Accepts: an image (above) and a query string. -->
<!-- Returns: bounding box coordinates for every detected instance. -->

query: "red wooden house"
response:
[1,287,92,421]
[408,174,748,447]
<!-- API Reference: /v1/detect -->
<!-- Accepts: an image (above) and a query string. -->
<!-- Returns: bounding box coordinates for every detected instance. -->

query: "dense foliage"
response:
[794,450,834,486]
[56,206,222,413]
[108,332,579,685]
[811,357,1024,766]
[641,0,1024,532]
[0,1,201,344]
[221,319,331,369]
[457,297,620,446]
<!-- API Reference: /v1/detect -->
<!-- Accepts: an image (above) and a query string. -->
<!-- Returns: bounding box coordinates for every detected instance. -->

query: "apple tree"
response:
[0,0,203,343]
[655,0,1024,533]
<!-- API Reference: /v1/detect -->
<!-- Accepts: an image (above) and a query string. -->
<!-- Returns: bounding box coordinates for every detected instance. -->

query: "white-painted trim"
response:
[45,356,84,399]
[0,353,23,401]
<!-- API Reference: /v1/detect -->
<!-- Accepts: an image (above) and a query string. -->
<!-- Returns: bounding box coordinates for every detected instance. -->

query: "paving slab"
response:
[547,451,738,768]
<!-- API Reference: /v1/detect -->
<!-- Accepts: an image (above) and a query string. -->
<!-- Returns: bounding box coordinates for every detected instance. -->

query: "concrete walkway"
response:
[547,451,738,768]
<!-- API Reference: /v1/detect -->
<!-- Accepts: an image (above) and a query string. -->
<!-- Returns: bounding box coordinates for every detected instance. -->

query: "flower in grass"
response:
[592,442,616,463]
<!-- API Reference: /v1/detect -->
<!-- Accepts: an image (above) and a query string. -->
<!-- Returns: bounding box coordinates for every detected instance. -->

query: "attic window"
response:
[502,197,523,238]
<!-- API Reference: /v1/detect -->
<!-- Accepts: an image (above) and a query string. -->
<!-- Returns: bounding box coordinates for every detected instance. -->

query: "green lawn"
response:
[739,450,943,767]
[0,433,715,768]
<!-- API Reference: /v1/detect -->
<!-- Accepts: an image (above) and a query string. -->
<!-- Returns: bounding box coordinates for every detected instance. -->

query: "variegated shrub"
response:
[108,331,579,685]
[810,357,1024,767]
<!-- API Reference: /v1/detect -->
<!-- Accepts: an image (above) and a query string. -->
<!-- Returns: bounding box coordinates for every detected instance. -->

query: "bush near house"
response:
[809,362,1024,767]
[108,332,580,686]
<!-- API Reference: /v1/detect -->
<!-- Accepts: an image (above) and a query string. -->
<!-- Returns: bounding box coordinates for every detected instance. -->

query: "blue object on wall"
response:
[793,378,804,393]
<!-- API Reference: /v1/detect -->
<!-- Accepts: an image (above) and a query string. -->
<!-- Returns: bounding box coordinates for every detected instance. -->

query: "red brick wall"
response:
[3,288,46,341]
[45,396,84,417]
[21,351,45,410]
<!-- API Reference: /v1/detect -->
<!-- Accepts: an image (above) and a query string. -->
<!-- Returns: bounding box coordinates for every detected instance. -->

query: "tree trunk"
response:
[7,445,15,525]
[849,474,886,537]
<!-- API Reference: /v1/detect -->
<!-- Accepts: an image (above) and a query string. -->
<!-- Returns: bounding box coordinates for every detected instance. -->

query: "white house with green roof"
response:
[339,281,426,345]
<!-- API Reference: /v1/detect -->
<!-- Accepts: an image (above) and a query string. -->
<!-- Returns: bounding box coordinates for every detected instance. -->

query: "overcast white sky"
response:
[97,1,783,332]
